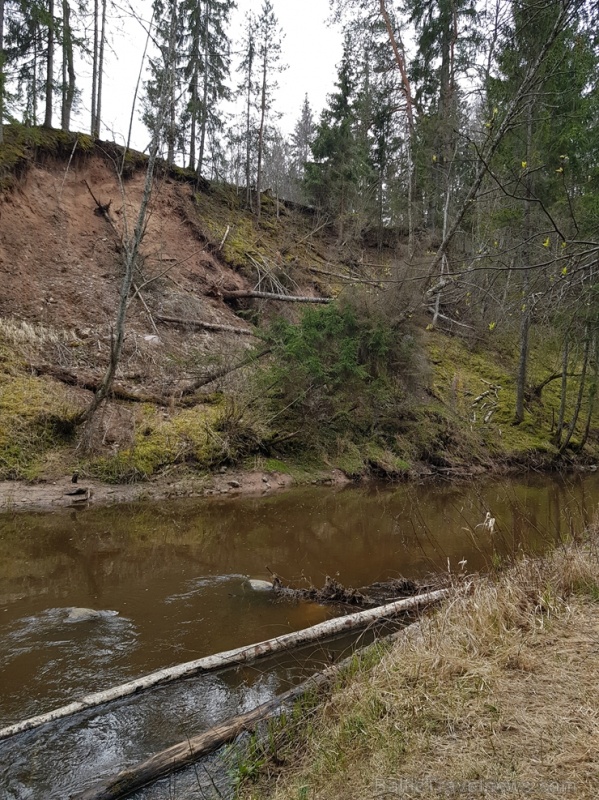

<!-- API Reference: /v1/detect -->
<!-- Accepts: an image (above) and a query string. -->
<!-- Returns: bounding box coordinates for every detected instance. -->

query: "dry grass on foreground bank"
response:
[240,537,599,800]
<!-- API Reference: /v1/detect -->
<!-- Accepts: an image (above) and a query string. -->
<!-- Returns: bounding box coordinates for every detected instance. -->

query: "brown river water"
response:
[0,474,597,798]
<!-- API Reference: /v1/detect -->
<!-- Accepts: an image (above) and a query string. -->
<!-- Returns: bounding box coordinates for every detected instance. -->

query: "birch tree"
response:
[79,9,174,433]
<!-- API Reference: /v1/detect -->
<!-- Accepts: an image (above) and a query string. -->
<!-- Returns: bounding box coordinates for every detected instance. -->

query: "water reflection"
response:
[0,473,598,797]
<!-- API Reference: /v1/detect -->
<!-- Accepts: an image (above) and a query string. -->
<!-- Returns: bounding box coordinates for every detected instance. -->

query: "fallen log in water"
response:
[76,667,330,800]
[76,623,426,800]
[0,588,449,742]
[271,574,421,608]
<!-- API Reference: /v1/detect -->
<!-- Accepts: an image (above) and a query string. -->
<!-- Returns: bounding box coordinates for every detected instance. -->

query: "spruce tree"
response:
[143,0,184,165]
[181,0,234,176]
[288,94,314,201]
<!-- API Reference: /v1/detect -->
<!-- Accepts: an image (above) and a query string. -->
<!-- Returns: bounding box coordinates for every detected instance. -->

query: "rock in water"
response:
[66,607,119,623]
[248,579,273,592]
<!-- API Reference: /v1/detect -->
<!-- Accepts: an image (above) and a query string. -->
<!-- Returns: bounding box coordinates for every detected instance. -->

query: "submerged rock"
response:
[65,607,119,623]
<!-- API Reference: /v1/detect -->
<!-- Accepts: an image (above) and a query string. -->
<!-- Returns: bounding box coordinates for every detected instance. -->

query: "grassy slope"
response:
[3,314,592,483]
[238,534,599,800]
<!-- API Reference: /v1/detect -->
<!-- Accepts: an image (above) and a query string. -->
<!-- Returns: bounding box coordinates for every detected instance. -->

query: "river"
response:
[0,473,597,798]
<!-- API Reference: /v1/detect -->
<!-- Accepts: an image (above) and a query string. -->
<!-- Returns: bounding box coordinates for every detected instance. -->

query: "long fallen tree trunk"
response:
[29,364,168,405]
[76,624,423,800]
[76,666,332,800]
[0,588,449,742]
[155,315,258,336]
[222,289,332,303]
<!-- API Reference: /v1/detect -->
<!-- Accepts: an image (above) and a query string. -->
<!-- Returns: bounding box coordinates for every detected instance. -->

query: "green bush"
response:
[263,298,416,447]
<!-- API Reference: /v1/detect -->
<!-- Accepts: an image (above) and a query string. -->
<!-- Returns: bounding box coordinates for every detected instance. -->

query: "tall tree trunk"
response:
[433,183,452,327]
[579,332,597,450]
[91,0,99,134]
[514,284,530,425]
[0,0,5,145]
[255,50,267,221]
[514,101,533,425]
[560,326,592,454]
[188,64,198,170]
[197,3,211,175]
[166,0,178,166]
[555,336,570,445]
[378,0,413,134]
[44,0,55,128]
[378,0,415,258]
[61,0,75,131]
[93,0,107,138]
[32,29,39,123]
[245,38,254,210]
[197,74,209,174]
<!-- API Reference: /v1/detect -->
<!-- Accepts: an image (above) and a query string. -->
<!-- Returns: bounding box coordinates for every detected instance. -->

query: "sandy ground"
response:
[0,469,351,513]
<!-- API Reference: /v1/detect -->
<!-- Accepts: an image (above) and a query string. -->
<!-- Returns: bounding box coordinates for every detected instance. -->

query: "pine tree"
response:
[254,0,284,219]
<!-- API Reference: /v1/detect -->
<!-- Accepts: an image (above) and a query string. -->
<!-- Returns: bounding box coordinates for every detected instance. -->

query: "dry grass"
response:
[241,536,599,800]
[0,316,72,347]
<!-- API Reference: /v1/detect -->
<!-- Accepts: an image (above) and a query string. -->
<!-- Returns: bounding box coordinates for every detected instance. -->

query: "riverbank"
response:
[2,130,599,513]
[237,533,599,800]
[0,467,356,513]
[4,459,599,514]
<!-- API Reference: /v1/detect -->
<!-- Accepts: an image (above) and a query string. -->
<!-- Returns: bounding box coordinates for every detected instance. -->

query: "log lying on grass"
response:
[222,289,332,303]
[0,588,449,742]
[29,364,167,405]
[155,314,258,336]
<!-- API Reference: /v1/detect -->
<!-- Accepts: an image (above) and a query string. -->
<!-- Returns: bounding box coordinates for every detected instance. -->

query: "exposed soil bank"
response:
[3,129,599,506]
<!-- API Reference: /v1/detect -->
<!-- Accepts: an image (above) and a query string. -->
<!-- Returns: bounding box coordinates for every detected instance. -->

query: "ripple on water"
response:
[164,573,248,604]
[0,608,138,725]
[0,669,287,800]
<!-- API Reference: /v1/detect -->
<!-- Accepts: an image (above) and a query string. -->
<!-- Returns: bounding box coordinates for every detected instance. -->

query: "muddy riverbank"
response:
[0,468,355,513]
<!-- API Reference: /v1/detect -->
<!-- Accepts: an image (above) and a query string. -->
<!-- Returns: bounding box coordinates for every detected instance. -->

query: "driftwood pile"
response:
[271,574,421,608]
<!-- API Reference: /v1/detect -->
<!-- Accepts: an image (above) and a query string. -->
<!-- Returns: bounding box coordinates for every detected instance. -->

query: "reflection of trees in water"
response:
[1,475,597,603]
